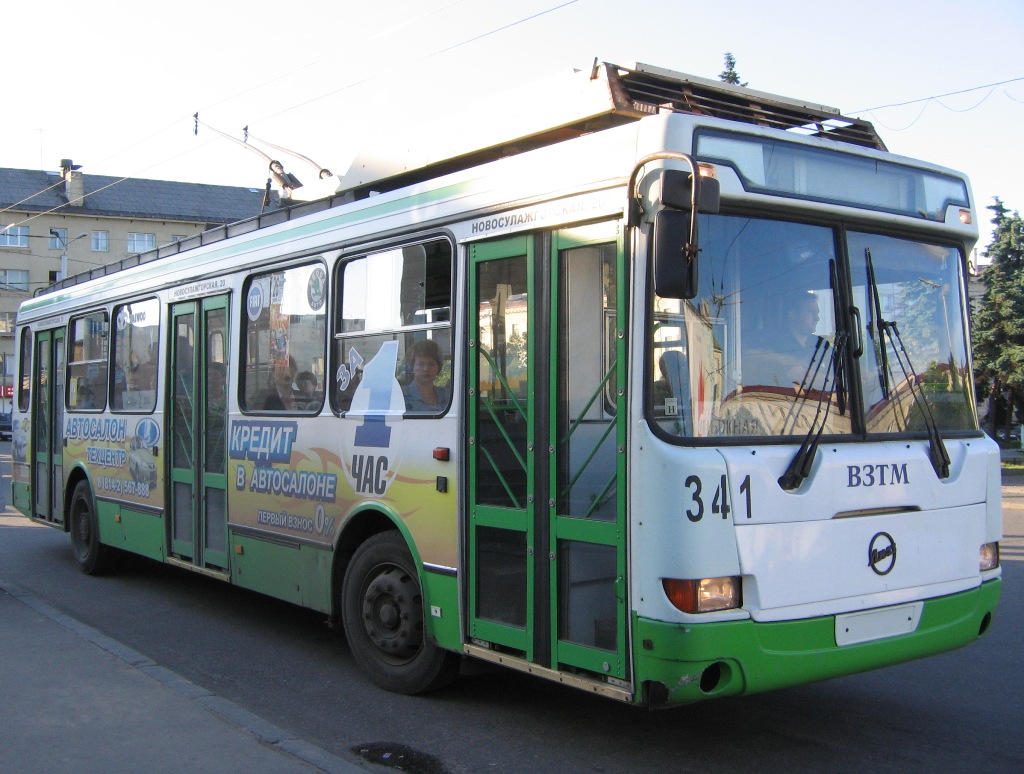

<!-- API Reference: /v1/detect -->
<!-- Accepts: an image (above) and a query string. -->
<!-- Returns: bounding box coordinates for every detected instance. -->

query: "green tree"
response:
[971,199,1024,435]
[718,52,748,86]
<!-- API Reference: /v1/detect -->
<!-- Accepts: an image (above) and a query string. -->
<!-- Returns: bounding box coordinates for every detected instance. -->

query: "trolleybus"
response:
[11,62,1001,706]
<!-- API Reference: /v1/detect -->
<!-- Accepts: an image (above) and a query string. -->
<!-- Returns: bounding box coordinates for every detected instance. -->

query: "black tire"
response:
[69,481,115,575]
[341,531,459,694]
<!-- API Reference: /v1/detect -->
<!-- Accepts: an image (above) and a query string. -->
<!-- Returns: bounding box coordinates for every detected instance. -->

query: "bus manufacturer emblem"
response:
[868,531,897,575]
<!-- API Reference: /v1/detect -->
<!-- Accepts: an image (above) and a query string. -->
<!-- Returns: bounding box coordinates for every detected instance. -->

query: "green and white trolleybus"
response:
[11,62,1001,706]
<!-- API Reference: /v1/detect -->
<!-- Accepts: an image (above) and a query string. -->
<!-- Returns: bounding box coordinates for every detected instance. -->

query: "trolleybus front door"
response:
[469,223,627,682]
[169,296,229,571]
[32,327,65,525]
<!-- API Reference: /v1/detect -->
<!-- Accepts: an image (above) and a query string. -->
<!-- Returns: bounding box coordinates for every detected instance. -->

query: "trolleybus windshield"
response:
[648,214,976,441]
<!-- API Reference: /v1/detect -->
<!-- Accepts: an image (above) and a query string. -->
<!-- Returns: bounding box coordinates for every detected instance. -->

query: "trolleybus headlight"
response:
[662,576,742,614]
[980,542,1000,571]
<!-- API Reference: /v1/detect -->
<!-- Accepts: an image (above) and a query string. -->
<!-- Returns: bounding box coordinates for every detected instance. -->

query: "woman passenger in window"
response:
[403,339,449,413]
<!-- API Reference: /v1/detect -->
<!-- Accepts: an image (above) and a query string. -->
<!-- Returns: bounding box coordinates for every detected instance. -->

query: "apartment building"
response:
[0,159,277,410]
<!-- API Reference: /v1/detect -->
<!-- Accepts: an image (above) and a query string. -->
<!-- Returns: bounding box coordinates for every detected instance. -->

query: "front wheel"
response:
[69,481,115,575]
[341,531,458,694]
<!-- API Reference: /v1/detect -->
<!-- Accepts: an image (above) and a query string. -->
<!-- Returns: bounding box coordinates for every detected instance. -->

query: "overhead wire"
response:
[254,0,580,123]
[851,76,1024,131]
[851,76,1024,113]
[2,1,577,230]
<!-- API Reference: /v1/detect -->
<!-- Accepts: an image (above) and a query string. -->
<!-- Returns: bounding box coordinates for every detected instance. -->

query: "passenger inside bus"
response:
[294,370,320,410]
[262,359,297,411]
[403,339,449,413]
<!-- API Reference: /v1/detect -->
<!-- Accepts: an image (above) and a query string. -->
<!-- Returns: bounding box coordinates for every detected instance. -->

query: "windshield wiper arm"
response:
[829,260,848,416]
[781,336,829,435]
[779,333,846,491]
[865,249,892,398]
[864,250,950,479]
[884,319,951,479]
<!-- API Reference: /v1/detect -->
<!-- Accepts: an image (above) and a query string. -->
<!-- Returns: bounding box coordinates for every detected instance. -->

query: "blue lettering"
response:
[228,420,298,464]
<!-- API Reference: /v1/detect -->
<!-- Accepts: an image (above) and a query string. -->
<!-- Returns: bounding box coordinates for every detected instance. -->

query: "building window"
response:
[49,228,68,249]
[0,270,29,291]
[0,312,15,333]
[127,232,155,253]
[0,225,29,248]
[171,235,188,243]
[92,231,109,252]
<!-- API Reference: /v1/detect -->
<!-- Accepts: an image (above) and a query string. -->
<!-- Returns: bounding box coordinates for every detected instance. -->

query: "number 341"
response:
[684,474,752,522]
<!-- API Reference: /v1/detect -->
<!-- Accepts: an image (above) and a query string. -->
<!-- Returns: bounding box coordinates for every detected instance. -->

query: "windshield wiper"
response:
[779,332,846,491]
[864,250,950,479]
[779,261,850,491]
[780,335,830,435]
[865,249,891,399]
[829,260,849,416]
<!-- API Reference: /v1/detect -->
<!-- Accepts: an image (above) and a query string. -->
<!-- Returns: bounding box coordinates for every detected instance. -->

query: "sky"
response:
[3,0,1022,254]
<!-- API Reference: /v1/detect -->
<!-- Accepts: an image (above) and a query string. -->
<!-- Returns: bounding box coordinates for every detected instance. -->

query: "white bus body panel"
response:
[630,429,1001,625]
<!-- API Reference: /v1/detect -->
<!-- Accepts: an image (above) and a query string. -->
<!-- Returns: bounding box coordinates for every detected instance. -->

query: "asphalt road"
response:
[1,444,1021,773]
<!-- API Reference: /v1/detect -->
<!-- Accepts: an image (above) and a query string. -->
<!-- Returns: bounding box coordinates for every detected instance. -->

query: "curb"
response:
[0,578,366,774]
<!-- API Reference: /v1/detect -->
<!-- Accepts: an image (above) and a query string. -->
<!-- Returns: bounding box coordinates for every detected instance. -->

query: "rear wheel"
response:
[341,531,458,694]
[69,481,115,575]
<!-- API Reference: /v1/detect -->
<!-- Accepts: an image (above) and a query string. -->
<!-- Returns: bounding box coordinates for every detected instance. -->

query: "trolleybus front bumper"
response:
[634,578,1001,708]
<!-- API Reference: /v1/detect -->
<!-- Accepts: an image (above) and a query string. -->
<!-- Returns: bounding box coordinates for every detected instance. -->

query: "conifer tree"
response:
[972,199,1024,433]
[718,52,748,87]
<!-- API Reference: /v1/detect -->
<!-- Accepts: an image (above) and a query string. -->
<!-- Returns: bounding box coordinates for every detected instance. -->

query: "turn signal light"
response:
[980,542,1000,571]
[663,577,741,613]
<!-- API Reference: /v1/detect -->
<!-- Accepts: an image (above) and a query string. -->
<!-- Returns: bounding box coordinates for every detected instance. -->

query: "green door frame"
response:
[32,327,65,525]
[548,223,628,679]
[467,222,628,680]
[467,235,537,658]
[168,295,230,570]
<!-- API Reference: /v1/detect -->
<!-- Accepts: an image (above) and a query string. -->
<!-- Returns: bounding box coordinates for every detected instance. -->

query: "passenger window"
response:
[18,327,31,412]
[111,299,160,412]
[333,239,452,416]
[67,311,109,411]
[242,263,327,413]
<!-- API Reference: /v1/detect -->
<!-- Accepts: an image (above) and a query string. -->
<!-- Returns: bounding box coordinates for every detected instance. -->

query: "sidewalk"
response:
[0,576,364,774]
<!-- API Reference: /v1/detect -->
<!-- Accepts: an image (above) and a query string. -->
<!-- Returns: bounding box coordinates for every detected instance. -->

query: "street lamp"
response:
[49,230,88,280]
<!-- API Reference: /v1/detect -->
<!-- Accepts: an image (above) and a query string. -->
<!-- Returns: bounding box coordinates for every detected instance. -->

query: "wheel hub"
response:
[361,566,423,661]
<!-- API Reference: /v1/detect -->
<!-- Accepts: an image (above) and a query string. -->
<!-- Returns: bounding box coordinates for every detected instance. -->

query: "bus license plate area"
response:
[835,602,923,646]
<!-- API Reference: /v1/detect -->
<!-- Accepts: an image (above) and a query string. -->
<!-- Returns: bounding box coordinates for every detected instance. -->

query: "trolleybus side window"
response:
[67,311,109,411]
[333,238,452,416]
[18,326,31,412]
[241,262,328,413]
[111,298,160,412]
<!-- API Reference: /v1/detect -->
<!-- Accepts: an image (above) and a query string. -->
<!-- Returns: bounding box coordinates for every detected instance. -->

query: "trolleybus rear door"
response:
[468,223,628,682]
[32,328,64,525]
[168,296,229,571]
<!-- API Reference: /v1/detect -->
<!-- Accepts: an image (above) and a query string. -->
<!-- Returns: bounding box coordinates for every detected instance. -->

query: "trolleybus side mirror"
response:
[652,170,720,299]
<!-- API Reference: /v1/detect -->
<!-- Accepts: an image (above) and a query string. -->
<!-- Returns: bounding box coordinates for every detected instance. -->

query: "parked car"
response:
[0,412,12,441]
